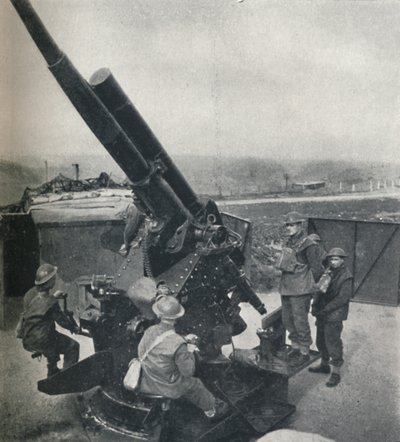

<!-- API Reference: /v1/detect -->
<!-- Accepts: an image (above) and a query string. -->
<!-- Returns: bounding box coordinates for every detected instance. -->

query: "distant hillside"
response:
[3,153,288,198]
[0,160,40,183]
[291,159,400,183]
[0,161,42,206]
[2,153,400,206]
[174,155,286,196]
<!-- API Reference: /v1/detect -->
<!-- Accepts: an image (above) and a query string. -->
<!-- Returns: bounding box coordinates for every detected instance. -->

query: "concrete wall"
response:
[0,215,128,328]
[36,220,127,313]
[0,214,39,328]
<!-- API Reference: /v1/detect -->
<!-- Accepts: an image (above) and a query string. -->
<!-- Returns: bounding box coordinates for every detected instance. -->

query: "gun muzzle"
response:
[10,0,151,183]
[89,68,205,218]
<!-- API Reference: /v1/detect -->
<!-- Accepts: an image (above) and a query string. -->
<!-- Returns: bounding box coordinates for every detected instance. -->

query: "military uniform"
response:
[138,322,215,412]
[22,287,79,372]
[313,264,352,367]
[279,231,324,354]
[124,205,145,248]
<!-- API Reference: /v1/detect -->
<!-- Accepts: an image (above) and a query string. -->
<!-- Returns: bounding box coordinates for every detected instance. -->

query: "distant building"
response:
[292,181,326,190]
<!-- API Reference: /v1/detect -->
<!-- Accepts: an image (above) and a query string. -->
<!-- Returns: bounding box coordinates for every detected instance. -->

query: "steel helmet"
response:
[284,211,305,224]
[152,295,185,320]
[326,247,348,258]
[35,263,58,285]
[308,233,321,243]
[156,284,172,297]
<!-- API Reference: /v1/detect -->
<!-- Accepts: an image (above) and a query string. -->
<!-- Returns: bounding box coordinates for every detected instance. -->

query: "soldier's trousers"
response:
[315,320,344,367]
[43,331,80,369]
[178,378,215,412]
[281,294,312,352]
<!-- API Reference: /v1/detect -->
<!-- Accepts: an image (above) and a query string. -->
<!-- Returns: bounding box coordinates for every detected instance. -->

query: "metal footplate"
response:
[230,347,321,377]
[274,347,321,377]
[169,363,292,441]
[38,351,113,395]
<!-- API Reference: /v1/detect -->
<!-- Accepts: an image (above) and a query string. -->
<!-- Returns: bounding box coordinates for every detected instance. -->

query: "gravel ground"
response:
[1,293,399,442]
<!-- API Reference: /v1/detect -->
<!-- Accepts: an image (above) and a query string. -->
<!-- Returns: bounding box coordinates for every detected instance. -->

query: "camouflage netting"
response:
[0,172,130,213]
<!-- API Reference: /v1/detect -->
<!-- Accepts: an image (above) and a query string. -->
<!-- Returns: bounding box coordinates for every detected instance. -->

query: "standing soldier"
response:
[276,212,324,367]
[309,248,353,387]
[20,263,80,377]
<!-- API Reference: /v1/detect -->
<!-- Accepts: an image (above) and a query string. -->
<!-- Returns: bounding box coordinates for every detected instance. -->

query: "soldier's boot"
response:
[277,343,301,359]
[204,398,230,421]
[47,364,60,377]
[286,347,301,358]
[289,346,310,368]
[276,347,298,359]
[63,339,80,369]
[289,352,310,368]
[326,366,341,387]
[308,361,330,374]
[326,373,341,387]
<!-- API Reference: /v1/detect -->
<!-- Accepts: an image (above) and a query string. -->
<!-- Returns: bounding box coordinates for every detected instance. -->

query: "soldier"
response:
[309,248,353,387]
[277,211,324,367]
[138,294,229,419]
[118,204,145,257]
[20,263,80,377]
[308,233,321,244]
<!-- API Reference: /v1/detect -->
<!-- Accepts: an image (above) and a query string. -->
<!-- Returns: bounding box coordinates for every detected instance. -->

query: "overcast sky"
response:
[1,0,399,164]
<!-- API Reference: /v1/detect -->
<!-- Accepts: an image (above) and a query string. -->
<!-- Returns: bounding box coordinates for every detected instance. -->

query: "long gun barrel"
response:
[10,0,190,225]
[90,68,205,219]
[10,0,148,181]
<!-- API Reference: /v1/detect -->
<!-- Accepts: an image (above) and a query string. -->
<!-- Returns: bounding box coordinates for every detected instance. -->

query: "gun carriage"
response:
[10,1,318,440]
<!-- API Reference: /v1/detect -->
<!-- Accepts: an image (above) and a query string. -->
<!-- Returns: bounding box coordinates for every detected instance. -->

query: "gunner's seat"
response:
[138,392,172,429]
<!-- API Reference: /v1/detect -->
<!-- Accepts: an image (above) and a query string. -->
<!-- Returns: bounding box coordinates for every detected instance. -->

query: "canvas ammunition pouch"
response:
[275,247,299,273]
[276,236,312,273]
[278,235,320,296]
[317,271,332,293]
[123,358,142,391]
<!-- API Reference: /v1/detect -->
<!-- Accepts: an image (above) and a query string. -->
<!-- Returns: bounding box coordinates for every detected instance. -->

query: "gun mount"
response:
[11,1,319,440]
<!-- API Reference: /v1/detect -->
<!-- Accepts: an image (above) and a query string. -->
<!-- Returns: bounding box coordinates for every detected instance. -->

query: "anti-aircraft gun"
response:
[11,1,318,440]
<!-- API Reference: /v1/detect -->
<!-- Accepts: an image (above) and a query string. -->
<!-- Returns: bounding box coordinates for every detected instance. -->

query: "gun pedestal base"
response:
[77,362,292,442]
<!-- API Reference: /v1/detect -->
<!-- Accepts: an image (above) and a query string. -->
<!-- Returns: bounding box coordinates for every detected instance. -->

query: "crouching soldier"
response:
[309,248,353,387]
[21,263,80,377]
[138,294,229,420]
